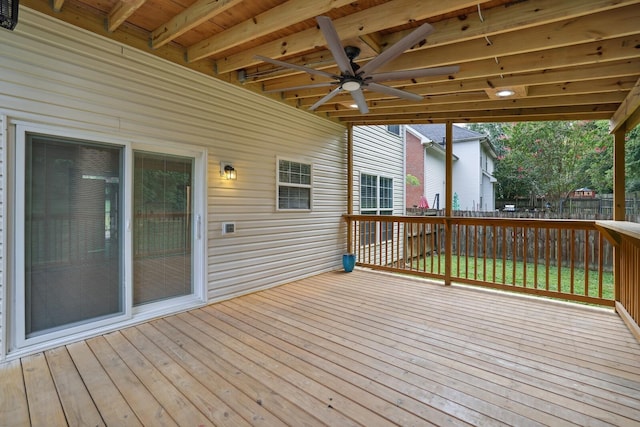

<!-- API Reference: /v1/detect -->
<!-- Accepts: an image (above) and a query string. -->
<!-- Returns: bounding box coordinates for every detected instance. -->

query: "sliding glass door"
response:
[15,127,205,348]
[24,135,123,337]
[133,152,194,305]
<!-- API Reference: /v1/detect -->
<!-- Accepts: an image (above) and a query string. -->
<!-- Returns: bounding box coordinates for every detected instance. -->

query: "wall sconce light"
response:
[220,161,237,180]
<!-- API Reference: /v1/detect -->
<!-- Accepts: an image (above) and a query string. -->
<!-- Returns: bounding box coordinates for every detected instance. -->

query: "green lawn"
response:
[415,255,614,300]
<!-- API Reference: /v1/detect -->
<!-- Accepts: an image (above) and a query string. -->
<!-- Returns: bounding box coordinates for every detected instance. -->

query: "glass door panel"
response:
[25,135,123,337]
[133,152,193,305]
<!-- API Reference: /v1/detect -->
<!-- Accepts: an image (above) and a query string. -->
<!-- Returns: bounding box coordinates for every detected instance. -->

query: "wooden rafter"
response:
[214,0,482,72]
[150,0,243,49]
[186,0,357,62]
[610,76,640,132]
[107,0,147,33]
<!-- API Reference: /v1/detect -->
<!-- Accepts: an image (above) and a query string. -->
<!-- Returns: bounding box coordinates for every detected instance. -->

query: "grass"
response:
[414,254,614,300]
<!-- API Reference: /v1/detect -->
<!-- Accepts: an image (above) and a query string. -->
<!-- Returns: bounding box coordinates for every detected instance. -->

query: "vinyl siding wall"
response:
[424,147,447,211]
[0,9,348,359]
[352,125,405,214]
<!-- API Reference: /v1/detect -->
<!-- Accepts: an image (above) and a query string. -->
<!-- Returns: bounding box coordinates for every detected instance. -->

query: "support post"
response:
[444,121,453,286]
[347,124,354,253]
[613,127,626,303]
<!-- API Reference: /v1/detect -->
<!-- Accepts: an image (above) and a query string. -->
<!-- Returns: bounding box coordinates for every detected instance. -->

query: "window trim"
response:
[276,156,313,212]
[359,172,394,245]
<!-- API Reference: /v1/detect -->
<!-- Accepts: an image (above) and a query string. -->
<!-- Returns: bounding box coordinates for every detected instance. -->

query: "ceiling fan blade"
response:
[350,89,369,114]
[255,55,337,79]
[369,65,460,83]
[309,86,343,111]
[263,82,336,93]
[366,82,423,101]
[359,22,434,77]
[316,16,354,76]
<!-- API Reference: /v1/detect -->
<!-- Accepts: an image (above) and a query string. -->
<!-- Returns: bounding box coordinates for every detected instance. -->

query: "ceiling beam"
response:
[107,0,148,33]
[326,93,628,118]
[52,0,64,12]
[610,76,640,133]
[347,111,614,125]
[214,0,482,73]
[187,0,357,62]
[236,0,640,84]
[150,0,243,49]
[298,77,636,111]
[342,105,617,124]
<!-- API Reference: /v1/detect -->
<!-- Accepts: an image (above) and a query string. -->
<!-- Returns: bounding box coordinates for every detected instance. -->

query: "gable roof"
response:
[409,124,486,144]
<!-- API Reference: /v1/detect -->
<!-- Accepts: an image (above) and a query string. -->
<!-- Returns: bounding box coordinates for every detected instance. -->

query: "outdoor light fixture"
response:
[0,0,19,30]
[220,162,237,180]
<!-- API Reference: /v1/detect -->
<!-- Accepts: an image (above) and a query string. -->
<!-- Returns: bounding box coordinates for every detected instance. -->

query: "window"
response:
[277,158,312,210]
[360,174,394,245]
[386,125,401,136]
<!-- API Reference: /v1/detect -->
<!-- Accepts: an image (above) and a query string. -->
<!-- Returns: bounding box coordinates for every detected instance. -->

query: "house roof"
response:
[16,0,640,129]
[410,124,486,144]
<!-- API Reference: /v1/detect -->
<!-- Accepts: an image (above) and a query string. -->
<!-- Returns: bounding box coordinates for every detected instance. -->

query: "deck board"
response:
[1,269,639,426]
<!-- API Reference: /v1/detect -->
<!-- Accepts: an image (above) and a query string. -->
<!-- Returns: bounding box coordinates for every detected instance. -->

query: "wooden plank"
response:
[151,0,243,49]
[610,76,640,132]
[231,292,614,426]
[45,346,104,427]
[193,306,449,426]
[119,326,251,427]
[103,331,211,426]
[266,274,640,422]
[0,359,30,426]
[135,321,287,426]
[66,341,143,427]
[21,352,67,426]
[86,336,178,427]
[107,0,148,32]
[173,311,361,427]
[150,316,325,426]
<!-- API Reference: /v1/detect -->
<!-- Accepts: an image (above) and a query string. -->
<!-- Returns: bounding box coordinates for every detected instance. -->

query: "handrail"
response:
[344,214,614,306]
[595,221,640,341]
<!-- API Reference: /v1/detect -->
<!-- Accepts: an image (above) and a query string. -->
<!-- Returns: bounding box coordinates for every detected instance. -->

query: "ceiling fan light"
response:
[496,89,515,97]
[341,80,361,92]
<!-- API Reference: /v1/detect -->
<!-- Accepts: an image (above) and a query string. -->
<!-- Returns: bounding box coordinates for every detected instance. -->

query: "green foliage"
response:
[406,174,421,186]
[469,120,640,204]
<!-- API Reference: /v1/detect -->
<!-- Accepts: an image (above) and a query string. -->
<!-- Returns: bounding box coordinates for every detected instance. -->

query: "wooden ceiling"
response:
[19,0,640,129]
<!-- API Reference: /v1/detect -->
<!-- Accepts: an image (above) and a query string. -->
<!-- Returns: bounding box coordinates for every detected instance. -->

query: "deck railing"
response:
[344,215,615,307]
[595,221,640,340]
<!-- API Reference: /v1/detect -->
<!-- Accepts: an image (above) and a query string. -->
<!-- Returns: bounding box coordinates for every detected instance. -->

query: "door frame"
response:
[8,120,207,356]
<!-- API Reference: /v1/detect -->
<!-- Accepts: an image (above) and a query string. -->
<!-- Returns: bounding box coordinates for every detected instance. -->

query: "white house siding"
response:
[0,9,348,359]
[0,115,5,356]
[352,126,405,264]
[452,140,482,211]
[424,147,447,211]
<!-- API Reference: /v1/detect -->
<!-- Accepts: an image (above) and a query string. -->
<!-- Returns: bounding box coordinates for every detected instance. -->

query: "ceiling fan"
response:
[256,16,460,114]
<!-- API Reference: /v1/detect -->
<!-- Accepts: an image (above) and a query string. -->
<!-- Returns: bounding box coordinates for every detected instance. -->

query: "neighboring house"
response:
[0,11,360,360]
[405,124,497,212]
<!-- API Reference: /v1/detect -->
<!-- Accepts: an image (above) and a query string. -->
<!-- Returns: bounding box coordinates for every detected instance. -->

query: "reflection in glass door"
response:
[24,135,123,337]
[133,152,194,305]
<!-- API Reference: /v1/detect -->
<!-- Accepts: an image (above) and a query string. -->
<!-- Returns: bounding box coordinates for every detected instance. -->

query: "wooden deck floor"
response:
[2,269,640,426]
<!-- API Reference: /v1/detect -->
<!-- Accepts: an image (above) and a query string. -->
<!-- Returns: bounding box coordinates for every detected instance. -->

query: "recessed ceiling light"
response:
[496,89,515,97]
[349,103,358,108]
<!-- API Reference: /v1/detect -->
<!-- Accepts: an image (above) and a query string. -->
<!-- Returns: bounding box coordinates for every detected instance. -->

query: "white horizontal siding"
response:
[0,8,348,355]
[352,125,405,214]
[0,114,5,361]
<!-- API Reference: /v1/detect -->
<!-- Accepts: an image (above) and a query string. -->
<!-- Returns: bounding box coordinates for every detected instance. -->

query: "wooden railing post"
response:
[444,121,453,286]
[613,128,625,303]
